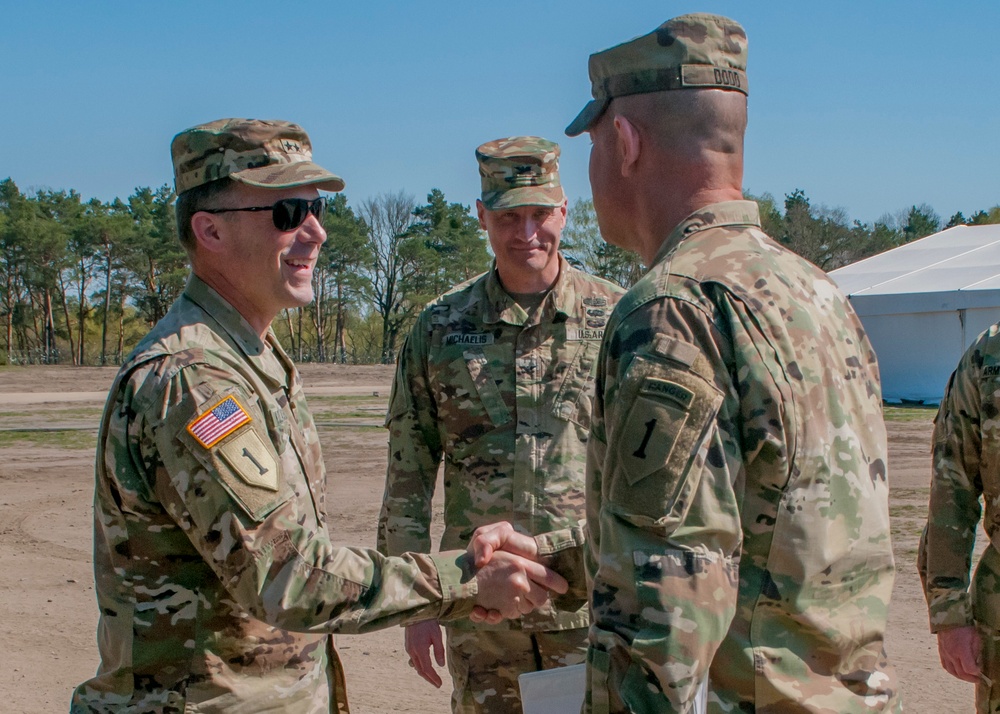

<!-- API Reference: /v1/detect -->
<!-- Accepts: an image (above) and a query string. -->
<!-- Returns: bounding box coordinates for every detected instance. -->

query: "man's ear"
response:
[475,199,488,231]
[557,198,568,229]
[613,115,641,178]
[190,212,226,254]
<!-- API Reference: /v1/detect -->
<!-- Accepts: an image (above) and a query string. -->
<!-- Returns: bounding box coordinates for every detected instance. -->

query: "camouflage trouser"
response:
[979,624,1000,714]
[445,626,588,714]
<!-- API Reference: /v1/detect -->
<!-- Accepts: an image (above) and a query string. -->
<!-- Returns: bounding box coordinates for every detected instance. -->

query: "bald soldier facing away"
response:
[378,136,624,713]
[474,14,901,713]
[70,118,565,714]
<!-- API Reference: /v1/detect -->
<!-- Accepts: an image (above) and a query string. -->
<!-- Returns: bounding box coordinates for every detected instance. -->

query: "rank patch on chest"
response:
[187,395,252,448]
[445,332,495,346]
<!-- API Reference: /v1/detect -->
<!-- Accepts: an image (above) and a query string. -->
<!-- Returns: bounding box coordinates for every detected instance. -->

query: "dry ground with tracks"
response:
[0,365,979,712]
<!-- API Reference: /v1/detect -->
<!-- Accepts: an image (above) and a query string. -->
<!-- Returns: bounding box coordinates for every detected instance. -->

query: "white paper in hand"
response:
[518,664,585,714]
[518,665,708,714]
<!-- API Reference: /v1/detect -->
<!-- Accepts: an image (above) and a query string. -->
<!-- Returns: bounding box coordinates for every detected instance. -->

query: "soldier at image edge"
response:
[471,12,902,713]
[377,135,625,713]
[919,321,1000,713]
[69,117,567,713]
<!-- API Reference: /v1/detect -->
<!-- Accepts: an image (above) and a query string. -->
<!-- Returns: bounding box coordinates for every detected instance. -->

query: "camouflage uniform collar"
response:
[483,254,575,326]
[652,200,761,267]
[183,275,290,387]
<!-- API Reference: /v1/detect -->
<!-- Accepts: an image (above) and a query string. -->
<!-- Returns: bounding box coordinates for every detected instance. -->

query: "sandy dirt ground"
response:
[0,365,980,713]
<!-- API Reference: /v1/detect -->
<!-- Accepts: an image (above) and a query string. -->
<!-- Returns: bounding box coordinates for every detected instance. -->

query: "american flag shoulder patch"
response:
[187,395,252,449]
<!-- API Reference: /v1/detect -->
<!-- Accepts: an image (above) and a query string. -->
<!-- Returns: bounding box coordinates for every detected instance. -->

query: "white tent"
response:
[829,224,1000,404]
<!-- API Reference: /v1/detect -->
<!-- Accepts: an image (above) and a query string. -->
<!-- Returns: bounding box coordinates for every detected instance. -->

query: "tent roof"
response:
[829,224,1000,315]
[830,224,1000,296]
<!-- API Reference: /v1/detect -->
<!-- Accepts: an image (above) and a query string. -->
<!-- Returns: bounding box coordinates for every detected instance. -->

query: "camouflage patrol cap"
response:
[476,136,566,210]
[170,118,345,195]
[566,13,748,137]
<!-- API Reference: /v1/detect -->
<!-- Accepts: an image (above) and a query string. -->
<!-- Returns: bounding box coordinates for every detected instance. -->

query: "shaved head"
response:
[612,89,747,159]
[586,88,748,263]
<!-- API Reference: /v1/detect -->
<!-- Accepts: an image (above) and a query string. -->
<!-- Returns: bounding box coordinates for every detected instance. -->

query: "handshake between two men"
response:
[404,522,577,689]
[466,521,566,624]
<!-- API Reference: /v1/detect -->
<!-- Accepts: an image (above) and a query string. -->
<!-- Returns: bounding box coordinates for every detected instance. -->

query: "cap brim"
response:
[483,186,566,211]
[231,161,346,192]
[565,97,610,137]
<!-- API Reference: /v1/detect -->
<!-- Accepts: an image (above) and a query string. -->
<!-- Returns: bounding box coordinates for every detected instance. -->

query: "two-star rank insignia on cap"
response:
[187,396,251,448]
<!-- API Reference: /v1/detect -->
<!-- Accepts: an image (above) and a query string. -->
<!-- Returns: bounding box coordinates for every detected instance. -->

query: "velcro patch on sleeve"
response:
[652,335,699,368]
[186,395,251,448]
[618,395,689,486]
[608,354,724,520]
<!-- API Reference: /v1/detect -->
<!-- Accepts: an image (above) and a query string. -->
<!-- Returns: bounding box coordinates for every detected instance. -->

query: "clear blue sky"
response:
[2,1,997,226]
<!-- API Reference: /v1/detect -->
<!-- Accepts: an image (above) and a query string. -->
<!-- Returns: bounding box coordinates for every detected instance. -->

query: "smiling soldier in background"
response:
[378,136,624,713]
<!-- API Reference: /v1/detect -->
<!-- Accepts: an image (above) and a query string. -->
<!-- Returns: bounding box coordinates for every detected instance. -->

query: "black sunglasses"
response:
[200,196,327,231]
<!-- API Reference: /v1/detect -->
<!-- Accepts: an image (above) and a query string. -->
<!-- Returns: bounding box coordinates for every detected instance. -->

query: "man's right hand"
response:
[405,620,446,688]
[468,521,538,568]
[937,625,982,683]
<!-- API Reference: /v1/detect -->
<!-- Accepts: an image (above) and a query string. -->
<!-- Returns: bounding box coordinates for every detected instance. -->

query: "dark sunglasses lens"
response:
[272,198,325,231]
[272,200,303,231]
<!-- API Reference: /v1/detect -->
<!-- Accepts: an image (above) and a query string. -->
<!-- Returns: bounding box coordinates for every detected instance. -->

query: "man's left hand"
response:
[937,625,982,683]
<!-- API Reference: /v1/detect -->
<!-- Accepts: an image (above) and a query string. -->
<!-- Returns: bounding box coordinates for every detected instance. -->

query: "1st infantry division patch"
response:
[187,395,252,448]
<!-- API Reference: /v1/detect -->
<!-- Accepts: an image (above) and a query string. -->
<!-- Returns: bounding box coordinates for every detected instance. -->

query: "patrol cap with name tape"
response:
[171,118,345,195]
[476,136,566,210]
[565,13,748,137]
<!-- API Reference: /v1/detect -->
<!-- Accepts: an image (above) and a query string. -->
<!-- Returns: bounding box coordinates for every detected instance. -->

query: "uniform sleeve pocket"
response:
[973,546,1000,629]
[606,355,722,523]
[384,368,411,426]
[629,547,737,706]
[585,646,612,714]
[633,548,737,616]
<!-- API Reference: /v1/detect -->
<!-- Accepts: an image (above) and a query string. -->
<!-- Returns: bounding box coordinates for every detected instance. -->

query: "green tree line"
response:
[1,175,997,366]
[562,193,1000,281]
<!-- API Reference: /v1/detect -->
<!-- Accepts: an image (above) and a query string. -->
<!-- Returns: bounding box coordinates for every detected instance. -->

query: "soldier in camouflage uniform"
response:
[377,136,625,713]
[919,323,1000,713]
[70,118,566,714]
[474,14,901,713]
